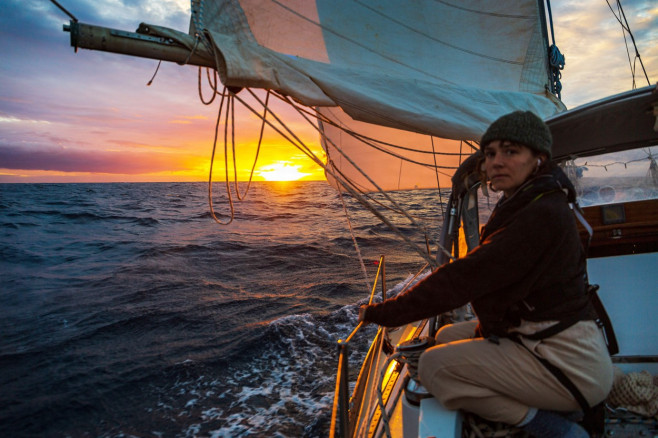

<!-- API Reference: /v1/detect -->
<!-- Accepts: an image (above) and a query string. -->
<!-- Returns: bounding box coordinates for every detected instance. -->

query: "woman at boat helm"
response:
[359,111,613,438]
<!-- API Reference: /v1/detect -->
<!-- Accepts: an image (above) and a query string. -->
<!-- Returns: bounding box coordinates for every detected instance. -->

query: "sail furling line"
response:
[545,0,565,99]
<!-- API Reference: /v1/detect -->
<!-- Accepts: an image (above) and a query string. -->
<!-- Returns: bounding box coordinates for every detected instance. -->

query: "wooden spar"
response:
[63,20,215,68]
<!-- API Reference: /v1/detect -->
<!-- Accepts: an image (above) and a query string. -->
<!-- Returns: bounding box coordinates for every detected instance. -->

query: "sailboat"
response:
[54,0,657,436]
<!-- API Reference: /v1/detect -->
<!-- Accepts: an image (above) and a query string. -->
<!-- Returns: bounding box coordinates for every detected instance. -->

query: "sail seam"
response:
[354,0,524,65]
[434,0,535,19]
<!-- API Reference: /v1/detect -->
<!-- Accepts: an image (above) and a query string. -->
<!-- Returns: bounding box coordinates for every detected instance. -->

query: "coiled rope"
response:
[545,0,565,99]
[548,44,565,99]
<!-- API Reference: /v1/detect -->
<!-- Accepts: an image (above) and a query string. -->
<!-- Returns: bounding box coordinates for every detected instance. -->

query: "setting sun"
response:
[257,162,310,181]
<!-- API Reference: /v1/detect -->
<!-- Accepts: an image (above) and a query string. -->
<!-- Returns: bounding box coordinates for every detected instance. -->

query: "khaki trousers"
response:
[417,320,613,425]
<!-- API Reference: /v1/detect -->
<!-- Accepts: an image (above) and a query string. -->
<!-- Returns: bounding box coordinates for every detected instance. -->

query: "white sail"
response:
[196,0,565,141]
[193,0,566,190]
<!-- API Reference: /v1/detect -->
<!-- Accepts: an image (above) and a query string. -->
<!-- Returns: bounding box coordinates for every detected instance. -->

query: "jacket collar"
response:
[482,164,576,239]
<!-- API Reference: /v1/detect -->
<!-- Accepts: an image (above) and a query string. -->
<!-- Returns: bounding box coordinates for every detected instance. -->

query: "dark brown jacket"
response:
[363,165,594,337]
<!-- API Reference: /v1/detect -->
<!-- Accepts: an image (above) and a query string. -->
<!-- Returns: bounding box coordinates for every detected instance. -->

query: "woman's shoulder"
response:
[520,189,574,226]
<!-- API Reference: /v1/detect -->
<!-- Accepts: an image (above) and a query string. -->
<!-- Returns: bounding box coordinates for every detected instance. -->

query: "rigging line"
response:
[49,0,78,22]
[229,93,242,200]
[430,136,447,219]
[198,67,217,105]
[604,0,631,32]
[224,93,236,223]
[207,67,220,93]
[545,0,557,46]
[616,0,651,87]
[281,95,440,246]
[246,90,335,172]
[233,90,441,266]
[332,164,445,223]
[271,91,423,155]
[307,134,456,264]
[270,92,464,160]
[201,27,260,225]
[181,34,201,66]
[317,110,459,172]
[351,130,465,158]
[346,128,464,160]
[605,0,651,87]
[330,162,429,223]
[617,1,637,89]
[271,93,464,158]
[243,88,452,266]
[296,119,450,254]
[329,93,460,145]
[331,166,442,267]
[146,60,162,86]
[234,91,319,165]
[208,87,235,225]
[459,140,464,167]
[325,164,414,217]
[198,23,236,226]
[243,90,318,163]
[463,140,480,153]
[240,89,439,264]
[234,90,271,201]
[336,171,371,292]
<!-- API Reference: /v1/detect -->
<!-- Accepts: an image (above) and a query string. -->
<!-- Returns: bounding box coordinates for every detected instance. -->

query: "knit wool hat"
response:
[480,111,552,158]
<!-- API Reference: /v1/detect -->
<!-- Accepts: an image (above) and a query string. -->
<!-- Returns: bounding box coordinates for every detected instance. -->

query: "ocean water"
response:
[0,181,446,437]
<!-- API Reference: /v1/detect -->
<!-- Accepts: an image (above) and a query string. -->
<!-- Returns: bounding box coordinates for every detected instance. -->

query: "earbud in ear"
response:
[537,158,542,167]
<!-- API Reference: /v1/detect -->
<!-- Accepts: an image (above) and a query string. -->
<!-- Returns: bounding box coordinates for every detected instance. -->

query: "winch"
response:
[395,336,435,405]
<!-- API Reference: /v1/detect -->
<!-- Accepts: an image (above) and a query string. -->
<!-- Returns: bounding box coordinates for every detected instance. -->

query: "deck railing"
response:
[330,255,387,438]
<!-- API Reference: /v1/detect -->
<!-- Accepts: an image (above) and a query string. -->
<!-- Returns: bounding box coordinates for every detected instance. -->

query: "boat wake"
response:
[149,277,418,437]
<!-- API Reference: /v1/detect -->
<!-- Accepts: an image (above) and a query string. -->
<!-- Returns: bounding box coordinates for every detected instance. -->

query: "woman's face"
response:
[483,141,540,197]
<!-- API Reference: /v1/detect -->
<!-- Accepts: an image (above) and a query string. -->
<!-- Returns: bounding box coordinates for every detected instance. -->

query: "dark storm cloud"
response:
[0,143,189,174]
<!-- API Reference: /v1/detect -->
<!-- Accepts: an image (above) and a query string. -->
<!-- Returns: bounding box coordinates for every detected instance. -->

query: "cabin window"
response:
[560,145,658,207]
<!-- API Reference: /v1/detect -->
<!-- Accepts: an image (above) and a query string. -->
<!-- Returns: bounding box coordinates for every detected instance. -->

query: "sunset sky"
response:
[1,0,656,183]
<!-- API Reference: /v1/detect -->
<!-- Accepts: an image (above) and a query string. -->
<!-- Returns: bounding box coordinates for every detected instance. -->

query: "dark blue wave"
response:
[0,181,443,437]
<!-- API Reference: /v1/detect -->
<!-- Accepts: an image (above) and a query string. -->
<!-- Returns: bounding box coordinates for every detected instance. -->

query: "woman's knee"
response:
[418,346,452,392]
[435,320,478,344]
